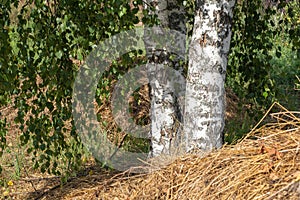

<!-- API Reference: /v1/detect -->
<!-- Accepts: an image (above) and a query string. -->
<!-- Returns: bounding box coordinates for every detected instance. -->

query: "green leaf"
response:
[55,50,63,59]
[119,7,127,18]
[262,91,268,99]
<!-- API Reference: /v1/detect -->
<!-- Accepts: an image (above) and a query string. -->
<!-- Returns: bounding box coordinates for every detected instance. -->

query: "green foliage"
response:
[224,111,254,144]
[0,0,155,177]
[0,2,16,106]
[1,0,298,177]
[228,0,275,107]
[269,35,300,110]
[120,134,150,153]
[227,0,300,110]
[284,0,300,54]
[0,117,7,174]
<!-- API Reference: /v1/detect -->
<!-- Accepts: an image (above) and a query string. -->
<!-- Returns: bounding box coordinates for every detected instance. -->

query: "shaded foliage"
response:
[227,0,299,110]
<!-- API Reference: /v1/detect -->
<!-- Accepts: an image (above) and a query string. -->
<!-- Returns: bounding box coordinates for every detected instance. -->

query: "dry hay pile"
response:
[40,103,300,200]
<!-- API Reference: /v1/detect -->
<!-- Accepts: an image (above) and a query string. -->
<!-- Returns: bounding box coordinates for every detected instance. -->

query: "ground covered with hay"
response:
[4,103,298,200]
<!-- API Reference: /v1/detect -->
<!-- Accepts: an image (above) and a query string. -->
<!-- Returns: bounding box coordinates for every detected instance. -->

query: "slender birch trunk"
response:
[144,0,186,157]
[184,0,235,152]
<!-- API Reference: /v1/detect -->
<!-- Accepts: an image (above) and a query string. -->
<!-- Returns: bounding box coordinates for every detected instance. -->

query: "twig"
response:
[21,176,60,181]
[142,0,155,9]
[108,133,128,161]
[34,184,61,200]
[241,102,277,142]
[23,166,37,192]
[258,128,299,140]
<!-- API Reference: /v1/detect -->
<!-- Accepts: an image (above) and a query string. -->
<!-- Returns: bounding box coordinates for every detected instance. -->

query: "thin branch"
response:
[23,163,38,192]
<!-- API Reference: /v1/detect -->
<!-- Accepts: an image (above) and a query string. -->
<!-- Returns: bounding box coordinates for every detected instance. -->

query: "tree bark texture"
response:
[184,0,235,152]
[144,0,187,157]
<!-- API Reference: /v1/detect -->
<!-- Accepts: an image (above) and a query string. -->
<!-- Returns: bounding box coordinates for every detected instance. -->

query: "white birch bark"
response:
[144,0,186,157]
[184,0,235,152]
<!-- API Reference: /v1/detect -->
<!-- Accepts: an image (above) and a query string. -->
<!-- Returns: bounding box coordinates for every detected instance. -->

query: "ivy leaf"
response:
[55,50,63,59]
[119,7,127,18]
[263,91,268,99]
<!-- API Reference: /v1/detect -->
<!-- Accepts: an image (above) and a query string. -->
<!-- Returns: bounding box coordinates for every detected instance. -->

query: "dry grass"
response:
[1,79,298,199]
[2,1,299,199]
[18,102,297,200]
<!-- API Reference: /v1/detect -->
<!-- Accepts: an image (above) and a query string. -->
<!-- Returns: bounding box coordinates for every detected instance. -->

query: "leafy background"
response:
[0,0,299,187]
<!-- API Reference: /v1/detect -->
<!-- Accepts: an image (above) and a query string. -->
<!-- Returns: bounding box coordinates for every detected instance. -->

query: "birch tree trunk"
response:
[184,0,235,152]
[144,0,186,157]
